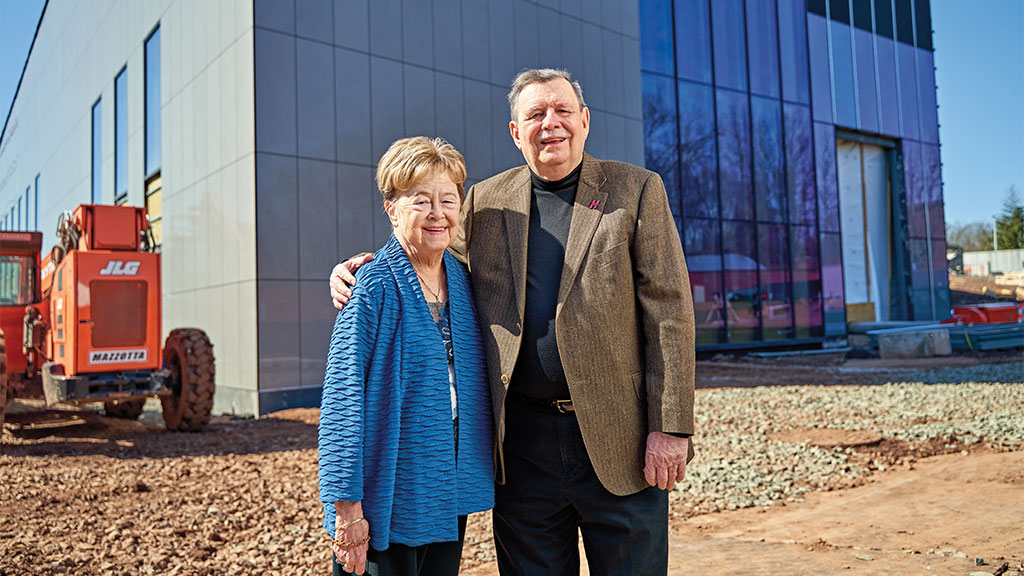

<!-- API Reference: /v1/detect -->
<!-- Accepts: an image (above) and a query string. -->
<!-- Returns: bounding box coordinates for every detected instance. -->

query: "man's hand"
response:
[643,431,689,490]
[330,253,374,309]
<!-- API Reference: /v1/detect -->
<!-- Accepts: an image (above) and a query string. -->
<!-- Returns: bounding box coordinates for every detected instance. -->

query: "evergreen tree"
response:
[995,186,1024,249]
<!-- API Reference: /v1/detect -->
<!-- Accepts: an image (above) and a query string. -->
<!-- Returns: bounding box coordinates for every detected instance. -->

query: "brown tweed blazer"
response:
[450,153,695,496]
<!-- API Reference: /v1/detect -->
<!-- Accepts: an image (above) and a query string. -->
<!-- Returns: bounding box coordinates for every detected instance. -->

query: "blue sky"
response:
[1,0,1021,226]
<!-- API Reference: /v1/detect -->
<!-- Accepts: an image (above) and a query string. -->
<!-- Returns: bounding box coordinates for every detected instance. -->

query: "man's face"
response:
[510,79,590,181]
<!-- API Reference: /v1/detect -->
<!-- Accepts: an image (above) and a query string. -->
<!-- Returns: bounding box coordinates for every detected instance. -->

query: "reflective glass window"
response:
[716,89,753,220]
[784,104,816,224]
[24,187,29,229]
[876,37,900,136]
[747,0,780,98]
[807,14,832,122]
[759,222,792,340]
[917,49,939,144]
[115,68,127,202]
[813,122,840,232]
[790,223,823,337]
[829,0,850,23]
[723,221,759,343]
[678,80,719,219]
[752,96,786,223]
[807,0,826,16]
[895,0,914,45]
[643,73,682,226]
[830,21,857,128]
[909,238,931,319]
[874,0,894,38]
[685,217,725,345]
[931,239,949,319]
[854,28,879,133]
[34,175,38,230]
[820,232,846,335]
[92,99,101,203]
[915,0,933,50]
[852,0,872,30]
[712,0,748,91]
[145,27,161,177]
[640,0,674,74]
[898,41,920,140]
[777,0,810,104]
[674,0,713,83]
[922,143,944,240]
[902,140,926,238]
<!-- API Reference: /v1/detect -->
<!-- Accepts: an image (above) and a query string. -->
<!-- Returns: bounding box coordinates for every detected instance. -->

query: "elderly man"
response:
[331,68,695,575]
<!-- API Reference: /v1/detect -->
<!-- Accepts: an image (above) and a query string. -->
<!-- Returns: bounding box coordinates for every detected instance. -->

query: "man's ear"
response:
[509,120,523,150]
[581,106,590,134]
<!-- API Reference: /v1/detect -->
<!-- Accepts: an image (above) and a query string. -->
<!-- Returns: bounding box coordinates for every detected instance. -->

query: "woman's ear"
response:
[383,200,398,228]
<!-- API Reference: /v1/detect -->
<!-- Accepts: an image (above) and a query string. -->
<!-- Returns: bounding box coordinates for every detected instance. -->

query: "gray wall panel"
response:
[335,48,373,165]
[297,39,336,160]
[255,0,295,34]
[461,2,489,81]
[433,0,463,75]
[370,0,402,59]
[402,0,434,68]
[435,72,467,154]
[404,64,437,138]
[514,1,540,72]
[298,158,339,280]
[335,0,369,51]
[256,152,299,279]
[255,29,297,155]
[370,57,406,161]
[296,0,333,43]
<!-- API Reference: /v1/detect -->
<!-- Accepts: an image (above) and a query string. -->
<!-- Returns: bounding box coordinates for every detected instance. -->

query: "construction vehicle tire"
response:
[161,329,215,432]
[0,330,7,432]
[103,398,146,419]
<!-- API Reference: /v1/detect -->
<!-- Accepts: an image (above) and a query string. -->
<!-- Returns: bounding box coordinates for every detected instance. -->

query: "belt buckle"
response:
[554,399,574,414]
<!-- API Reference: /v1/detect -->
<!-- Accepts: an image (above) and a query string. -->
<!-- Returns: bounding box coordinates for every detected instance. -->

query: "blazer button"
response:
[501,374,510,384]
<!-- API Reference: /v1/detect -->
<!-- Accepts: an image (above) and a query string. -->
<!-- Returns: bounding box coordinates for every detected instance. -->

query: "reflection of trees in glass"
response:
[717,91,753,220]
[784,105,816,224]
[642,91,680,220]
[813,123,839,232]
[752,99,785,222]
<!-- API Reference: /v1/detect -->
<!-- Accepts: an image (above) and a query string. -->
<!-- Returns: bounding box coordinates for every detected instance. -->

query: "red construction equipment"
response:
[941,302,1024,326]
[0,204,215,435]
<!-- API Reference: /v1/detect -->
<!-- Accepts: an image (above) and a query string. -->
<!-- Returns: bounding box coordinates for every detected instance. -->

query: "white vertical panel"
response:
[862,144,890,320]
[837,141,869,307]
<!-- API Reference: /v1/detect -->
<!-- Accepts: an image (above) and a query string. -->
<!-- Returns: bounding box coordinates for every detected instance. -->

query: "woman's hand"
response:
[333,501,370,574]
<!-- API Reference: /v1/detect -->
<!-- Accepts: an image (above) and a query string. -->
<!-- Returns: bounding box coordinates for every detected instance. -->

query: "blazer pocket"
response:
[592,239,628,269]
[631,371,644,400]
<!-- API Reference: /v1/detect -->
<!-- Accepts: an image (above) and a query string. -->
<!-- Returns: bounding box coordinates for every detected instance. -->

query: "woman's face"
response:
[385,169,461,259]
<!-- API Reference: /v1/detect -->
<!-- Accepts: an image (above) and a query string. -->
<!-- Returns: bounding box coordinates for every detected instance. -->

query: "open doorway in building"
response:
[836,138,892,323]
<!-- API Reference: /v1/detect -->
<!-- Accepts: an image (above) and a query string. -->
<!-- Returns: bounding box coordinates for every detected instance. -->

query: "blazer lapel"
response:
[503,169,532,321]
[557,154,608,306]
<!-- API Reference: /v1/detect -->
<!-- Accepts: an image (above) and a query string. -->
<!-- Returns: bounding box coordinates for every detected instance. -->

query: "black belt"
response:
[514,392,575,414]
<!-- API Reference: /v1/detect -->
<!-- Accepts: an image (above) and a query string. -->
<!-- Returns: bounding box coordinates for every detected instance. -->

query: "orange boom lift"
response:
[0,204,214,434]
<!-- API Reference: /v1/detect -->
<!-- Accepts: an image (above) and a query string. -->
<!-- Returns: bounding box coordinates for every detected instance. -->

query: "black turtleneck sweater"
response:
[510,162,583,399]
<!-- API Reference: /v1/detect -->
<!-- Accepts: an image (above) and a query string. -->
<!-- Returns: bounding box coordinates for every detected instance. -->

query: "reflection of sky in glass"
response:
[830,21,857,128]
[674,0,712,84]
[897,41,920,140]
[642,73,681,226]
[854,27,878,133]
[723,221,758,343]
[712,0,748,92]
[807,14,832,123]
[747,0,780,98]
[759,222,792,341]
[778,0,810,104]
[684,217,725,345]
[716,90,753,221]
[813,122,840,232]
[678,81,719,220]
[917,50,939,144]
[903,140,926,238]
[752,96,785,223]
[784,104,816,225]
[639,0,673,75]
[922,143,944,240]
[875,37,900,137]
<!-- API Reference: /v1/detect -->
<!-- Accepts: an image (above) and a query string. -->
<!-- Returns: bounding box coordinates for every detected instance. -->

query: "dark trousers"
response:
[494,393,669,576]
[332,515,467,576]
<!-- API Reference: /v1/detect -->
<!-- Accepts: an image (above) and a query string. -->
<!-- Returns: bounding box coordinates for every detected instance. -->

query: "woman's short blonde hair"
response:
[376,137,467,202]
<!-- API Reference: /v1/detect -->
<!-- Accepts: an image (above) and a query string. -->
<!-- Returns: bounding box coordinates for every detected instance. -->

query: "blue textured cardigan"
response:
[318,235,494,550]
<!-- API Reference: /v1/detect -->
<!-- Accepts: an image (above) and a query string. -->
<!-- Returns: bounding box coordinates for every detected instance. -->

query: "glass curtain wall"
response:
[640,0,946,348]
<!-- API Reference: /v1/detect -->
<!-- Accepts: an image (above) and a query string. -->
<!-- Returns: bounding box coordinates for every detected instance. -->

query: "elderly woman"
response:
[318,137,493,576]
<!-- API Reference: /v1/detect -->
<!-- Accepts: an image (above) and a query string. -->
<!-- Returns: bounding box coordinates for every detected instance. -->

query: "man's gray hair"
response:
[507,68,587,121]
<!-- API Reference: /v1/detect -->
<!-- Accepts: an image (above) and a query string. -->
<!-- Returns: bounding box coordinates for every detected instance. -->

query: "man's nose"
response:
[541,109,561,129]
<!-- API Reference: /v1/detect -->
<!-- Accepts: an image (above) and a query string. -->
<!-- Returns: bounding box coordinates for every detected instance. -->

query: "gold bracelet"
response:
[325,534,371,548]
[337,517,366,530]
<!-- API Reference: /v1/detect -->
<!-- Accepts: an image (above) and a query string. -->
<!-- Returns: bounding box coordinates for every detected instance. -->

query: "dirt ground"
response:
[1,351,1022,576]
